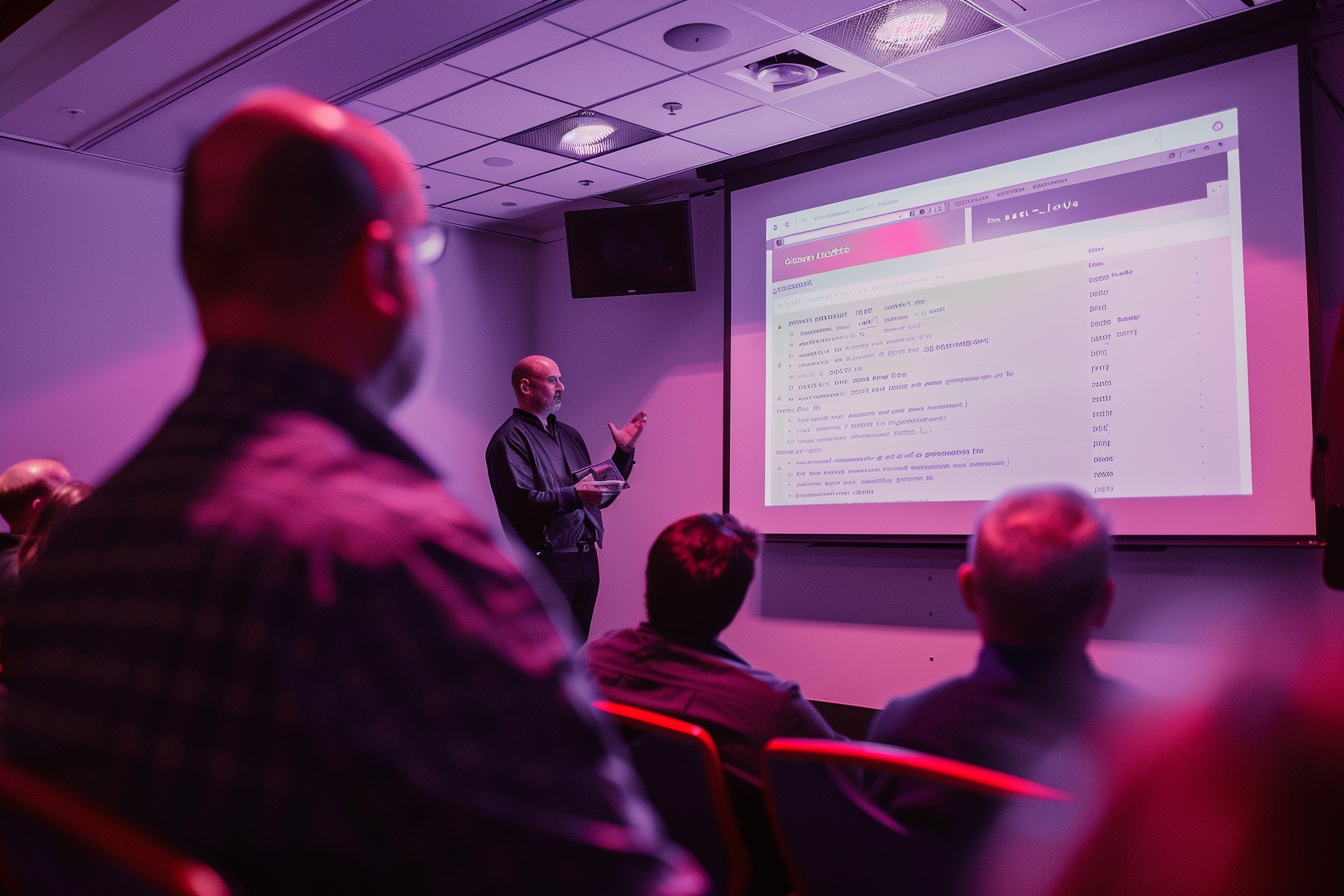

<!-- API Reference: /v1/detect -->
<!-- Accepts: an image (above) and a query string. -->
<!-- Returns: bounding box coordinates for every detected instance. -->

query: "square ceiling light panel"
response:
[1016,0,1205,61]
[512,162,645,200]
[590,135,725,179]
[416,80,579,139]
[414,167,494,205]
[593,74,760,133]
[359,63,482,113]
[433,141,572,185]
[503,110,662,161]
[380,115,493,166]
[731,0,901,32]
[674,103,824,155]
[446,19,585,76]
[597,0,793,72]
[546,0,681,36]
[500,40,681,108]
[774,70,933,127]
[448,185,567,219]
[695,33,879,104]
[885,27,1060,96]
[811,0,1004,68]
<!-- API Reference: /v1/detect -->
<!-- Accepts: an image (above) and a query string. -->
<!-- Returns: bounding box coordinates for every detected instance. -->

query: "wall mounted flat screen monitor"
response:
[728,46,1317,540]
[565,200,696,298]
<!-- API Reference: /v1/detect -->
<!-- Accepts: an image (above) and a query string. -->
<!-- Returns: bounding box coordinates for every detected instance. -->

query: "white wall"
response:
[0,136,532,525]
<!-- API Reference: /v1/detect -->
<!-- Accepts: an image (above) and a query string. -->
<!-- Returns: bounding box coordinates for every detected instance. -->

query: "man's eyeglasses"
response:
[409,224,446,266]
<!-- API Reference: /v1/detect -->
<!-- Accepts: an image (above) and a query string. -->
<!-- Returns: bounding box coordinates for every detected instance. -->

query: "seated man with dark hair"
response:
[582,513,837,783]
[865,485,1130,895]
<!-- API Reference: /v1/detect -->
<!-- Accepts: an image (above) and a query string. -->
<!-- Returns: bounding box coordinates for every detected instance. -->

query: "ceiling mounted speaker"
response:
[663,22,733,51]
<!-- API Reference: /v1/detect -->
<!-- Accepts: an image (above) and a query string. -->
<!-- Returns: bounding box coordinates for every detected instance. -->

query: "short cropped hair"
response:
[180,133,380,308]
[969,486,1111,645]
[645,513,762,640]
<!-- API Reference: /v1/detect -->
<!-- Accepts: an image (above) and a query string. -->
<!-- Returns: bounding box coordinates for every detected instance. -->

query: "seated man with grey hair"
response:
[864,485,1129,895]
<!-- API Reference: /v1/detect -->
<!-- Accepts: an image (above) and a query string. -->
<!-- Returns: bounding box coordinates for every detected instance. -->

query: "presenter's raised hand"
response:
[609,411,648,451]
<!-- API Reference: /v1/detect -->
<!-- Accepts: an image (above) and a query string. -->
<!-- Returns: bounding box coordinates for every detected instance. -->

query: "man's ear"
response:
[358,219,406,320]
[957,562,979,615]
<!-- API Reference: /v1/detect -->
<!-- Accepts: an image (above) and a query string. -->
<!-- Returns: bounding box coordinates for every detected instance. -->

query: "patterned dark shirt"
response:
[582,623,839,784]
[4,346,696,896]
[486,408,633,554]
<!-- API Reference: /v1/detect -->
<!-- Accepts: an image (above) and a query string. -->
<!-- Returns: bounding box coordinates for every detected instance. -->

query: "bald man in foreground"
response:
[0,458,71,601]
[4,91,700,895]
[487,355,646,639]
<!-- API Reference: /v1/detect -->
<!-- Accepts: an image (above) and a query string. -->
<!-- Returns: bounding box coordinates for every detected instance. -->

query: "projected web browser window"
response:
[763,111,1251,507]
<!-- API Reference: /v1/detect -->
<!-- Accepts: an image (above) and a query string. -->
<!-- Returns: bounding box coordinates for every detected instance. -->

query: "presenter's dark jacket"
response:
[582,622,838,783]
[486,408,633,553]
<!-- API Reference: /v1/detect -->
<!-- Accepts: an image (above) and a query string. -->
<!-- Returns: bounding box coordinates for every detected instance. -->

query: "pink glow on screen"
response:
[771,215,963,281]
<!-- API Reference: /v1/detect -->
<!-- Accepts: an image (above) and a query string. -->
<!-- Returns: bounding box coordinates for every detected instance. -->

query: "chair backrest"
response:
[762,738,1072,896]
[595,700,752,896]
[0,762,233,896]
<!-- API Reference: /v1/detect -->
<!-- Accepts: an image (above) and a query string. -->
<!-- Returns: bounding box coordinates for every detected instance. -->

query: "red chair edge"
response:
[0,763,232,896]
[593,700,752,896]
[764,738,1074,801]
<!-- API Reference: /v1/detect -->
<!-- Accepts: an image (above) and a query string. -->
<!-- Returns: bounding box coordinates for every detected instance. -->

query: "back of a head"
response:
[0,459,72,534]
[970,486,1111,647]
[179,90,386,310]
[645,513,761,640]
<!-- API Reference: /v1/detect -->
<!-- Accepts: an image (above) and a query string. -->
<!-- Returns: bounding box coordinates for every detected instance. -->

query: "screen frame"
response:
[714,12,1323,547]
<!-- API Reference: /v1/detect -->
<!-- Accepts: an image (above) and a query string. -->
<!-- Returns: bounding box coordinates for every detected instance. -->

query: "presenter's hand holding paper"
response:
[575,479,611,506]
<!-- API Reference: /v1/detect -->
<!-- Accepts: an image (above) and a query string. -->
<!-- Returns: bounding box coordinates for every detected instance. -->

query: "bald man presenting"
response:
[487,355,646,639]
[4,91,698,895]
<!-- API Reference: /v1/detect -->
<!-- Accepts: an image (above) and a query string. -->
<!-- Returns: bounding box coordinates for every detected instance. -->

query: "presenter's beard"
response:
[357,307,427,418]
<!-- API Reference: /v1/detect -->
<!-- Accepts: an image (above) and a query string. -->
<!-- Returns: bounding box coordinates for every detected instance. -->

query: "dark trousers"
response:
[538,547,600,640]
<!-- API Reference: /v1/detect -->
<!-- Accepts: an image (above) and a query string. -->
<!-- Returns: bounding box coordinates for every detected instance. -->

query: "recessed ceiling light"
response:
[663,22,732,52]
[501,201,519,207]
[811,0,1001,67]
[740,51,835,93]
[755,62,818,87]
[503,111,659,161]
[482,157,514,167]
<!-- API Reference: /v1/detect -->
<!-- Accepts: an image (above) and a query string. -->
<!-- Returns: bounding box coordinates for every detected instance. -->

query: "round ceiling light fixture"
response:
[663,22,732,51]
[873,0,949,47]
[753,61,818,87]
[559,113,617,155]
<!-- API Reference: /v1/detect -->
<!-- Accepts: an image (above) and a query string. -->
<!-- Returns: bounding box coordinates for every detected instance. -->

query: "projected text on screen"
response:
[764,112,1251,507]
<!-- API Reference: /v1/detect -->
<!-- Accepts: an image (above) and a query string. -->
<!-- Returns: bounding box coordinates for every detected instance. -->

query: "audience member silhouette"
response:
[865,485,1128,895]
[0,459,71,604]
[583,512,837,895]
[2,90,701,896]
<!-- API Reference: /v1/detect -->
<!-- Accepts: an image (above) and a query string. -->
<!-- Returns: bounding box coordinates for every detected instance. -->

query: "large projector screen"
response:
[728,45,1316,539]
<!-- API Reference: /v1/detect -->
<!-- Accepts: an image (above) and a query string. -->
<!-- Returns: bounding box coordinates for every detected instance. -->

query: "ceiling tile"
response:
[597,0,793,72]
[673,103,824,154]
[340,99,399,124]
[1017,0,1205,60]
[380,115,492,166]
[593,74,760,133]
[546,0,681,36]
[413,167,494,205]
[512,162,646,199]
[416,81,579,138]
[694,33,879,105]
[1189,0,1256,16]
[447,185,567,218]
[885,28,1061,96]
[775,70,934,126]
[432,141,571,184]
[360,63,482,112]
[446,20,585,76]
[498,39,681,107]
[974,0,1098,25]
[729,0,891,32]
[430,206,513,230]
[588,135,726,178]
